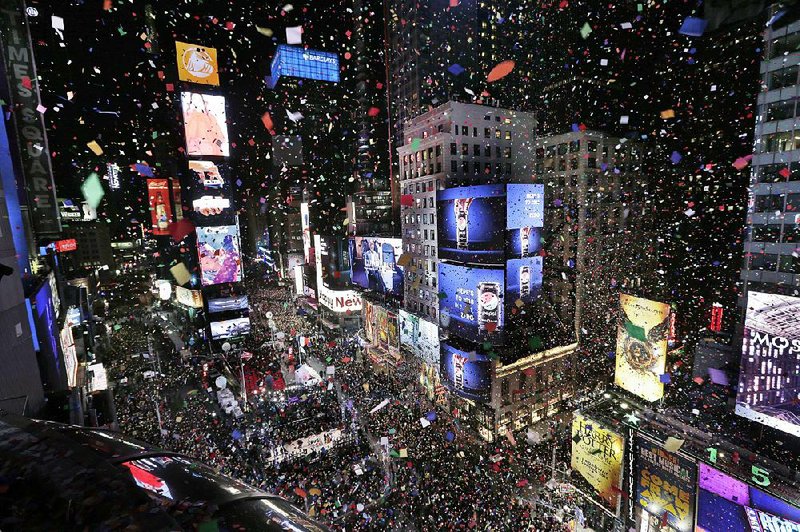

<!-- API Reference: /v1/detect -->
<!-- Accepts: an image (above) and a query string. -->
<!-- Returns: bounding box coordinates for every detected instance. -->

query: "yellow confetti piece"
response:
[86,140,103,155]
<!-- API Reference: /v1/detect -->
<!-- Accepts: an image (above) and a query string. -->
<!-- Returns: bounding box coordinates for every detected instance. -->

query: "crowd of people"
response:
[101,277,577,531]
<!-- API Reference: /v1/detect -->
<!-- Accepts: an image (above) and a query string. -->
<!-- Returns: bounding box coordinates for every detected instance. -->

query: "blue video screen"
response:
[506,256,543,305]
[506,226,541,258]
[506,183,544,230]
[268,45,340,88]
[440,343,492,402]
[437,184,506,265]
[439,262,505,344]
[349,237,404,297]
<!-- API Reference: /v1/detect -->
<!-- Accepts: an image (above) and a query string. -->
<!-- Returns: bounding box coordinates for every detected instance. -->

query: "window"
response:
[588,140,597,152]
[763,130,798,152]
[754,193,785,212]
[473,127,478,137]
[484,128,491,138]
[769,32,800,59]
[588,157,597,168]
[495,129,501,139]
[557,143,568,155]
[766,100,795,122]
[769,65,799,90]
[750,253,778,271]
[751,224,781,242]
[454,125,459,135]
[570,158,578,170]
[779,255,800,274]
[451,160,458,172]
[462,161,469,173]
[504,147,512,158]
[485,145,491,157]
[505,130,511,140]
[569,140,580,153]
[451,142,457,155]
[435,145,441,156]
[473,144,480,156]
[558,158,566,171]
[462,144,469,156]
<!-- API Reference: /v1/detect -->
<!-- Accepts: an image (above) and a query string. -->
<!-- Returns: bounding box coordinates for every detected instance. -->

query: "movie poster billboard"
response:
[399,310,440,369]
[349,237,405,297]
[696,463,800,531]
[210,317,251,339]
[175,41,219,86]
[147,179,173,235]
[571,413,624,513]
[181,92,230,157]
[196,225,243,286]
[437,184,506,264]
[615,294,670,402]
[636,437,695,530]
[439,262,505,344]
[440,342,492,402]
[736,292,800,437]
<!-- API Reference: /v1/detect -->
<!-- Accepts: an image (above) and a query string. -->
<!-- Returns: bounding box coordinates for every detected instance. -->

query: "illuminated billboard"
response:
[301,202,312,264]
[399,310,440,369]
[349,237,405,297]
[314,235,361,313]
[208,295,249,314]
[147,179,173,235]
[175,41,219,86]
[188,160,225,188]
[439,262,505,344]
[440,342,492,402]
[506,183,544,230]
[636,437,695,531]
[196,225,243,286]
[210,317,251,339]
[736,292,800,437]
[571,413,624,513]
[437,184,505,264]
[506,256,543,305]
[615,294,670,402]
[174,286,203,308]
[364,300,375,343]
[268,45,340,88]
[696,463,800,531]
[181,92,230,157]
[192,195,230,216]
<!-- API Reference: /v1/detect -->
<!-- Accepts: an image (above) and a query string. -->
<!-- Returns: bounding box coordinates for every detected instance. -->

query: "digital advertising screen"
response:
[506,256,543,306]
[210,317,251,339]
[192,195,230,216]
[571,413,624,513]
[196,225,243,286]
[268,45,340,88]
[181,92,230,157]
[696,463,800,532]
[175,41,219,86]
[440,342,492,402]
[438,184,506,265]
[636,438,696,531]
[349,237,405,297]
[506,183,544,229]
[399,310,440,369]
[188,160,225,189]
[736,291,800,437]
[615,294,670,402]
[208,295,249,314]
[301,202,312,264]
[147,179,173,235]
[174,286,203,308]
[439,262,505,344]
[364,300,375,343]
[317,235,351,290]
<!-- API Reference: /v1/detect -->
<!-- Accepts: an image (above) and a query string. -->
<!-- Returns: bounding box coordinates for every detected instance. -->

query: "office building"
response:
[60,222,115,271]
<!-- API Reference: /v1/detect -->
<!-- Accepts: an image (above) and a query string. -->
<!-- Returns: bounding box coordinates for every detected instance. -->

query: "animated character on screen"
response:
[454,197,474,249]
[477,281,502,332]
[181,46,215,79]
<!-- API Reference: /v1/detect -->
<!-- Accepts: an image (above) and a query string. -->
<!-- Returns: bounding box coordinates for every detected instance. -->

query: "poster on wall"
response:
[736,292,800,437]
[636,437,696,531]
[439,262,505,344]
[181,92,230,157]
[615,294,670,402]
[571,413,624,513]
[196,225,243,286]
[176,41,219,86]
[437,184,506,264]
[696,463,800,531]
[440,342,492,402]
[349,237,405,297]
[147,179,173,235]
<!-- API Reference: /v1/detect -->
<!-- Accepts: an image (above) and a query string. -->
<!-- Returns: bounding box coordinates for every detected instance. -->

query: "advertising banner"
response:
[147,179,173,235]
[440,342,492,402]
[181,92,230,157]
[635,438,695,530]
[54,239,77,253]
[615,294,670,402]
[175,286,203,308]
[506,256,543,305]
[571,413,624,513]
[314,235,362,313]
[188,160,225,189]
[375,305,389,345]
[301,202,311,264]
[439,262,505,344]
[208,295,249,313]
[437,184,506,264]
[364,300,375,343]
[210,317,251,339]
[399,310,440,368]
[696,463,800,531]
[506,183,545,229]
[175,41,219,86]
[268,45,340,88]
[192,195,230,216]
[349,237,405,297]
[736,291,800,437]
[60,326,77,389]
[196,225,243,286]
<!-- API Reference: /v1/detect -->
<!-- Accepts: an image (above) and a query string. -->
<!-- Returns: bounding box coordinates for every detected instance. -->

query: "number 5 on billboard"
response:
[751,465,770,487]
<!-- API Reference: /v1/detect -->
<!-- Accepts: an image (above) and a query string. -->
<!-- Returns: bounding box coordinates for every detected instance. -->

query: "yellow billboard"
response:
[176,41,219,86]
[571,413,624,512]
[615,294,670,401]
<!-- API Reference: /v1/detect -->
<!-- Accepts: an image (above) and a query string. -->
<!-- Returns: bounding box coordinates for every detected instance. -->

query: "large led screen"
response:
[438,184,506,265]
[196,225,243,286]
[181,92,230,157]
[615,294,670,402]
[440,342,491,402]
[349,237,405,297]
[696,463,800,531]
[439,262,505,344]
[210,317,251,339]
[188,160,225,189]
[571,413,624,513]
[636,438,695,531]
[399,310,440,369]
[506,183,544,229]
[176,41,219,86]
[736,291,800,437]
[506,256,543,305]
[147,179,173,235]
[317,235,351,290]
[268,45,340,88]
[208,295,249,314]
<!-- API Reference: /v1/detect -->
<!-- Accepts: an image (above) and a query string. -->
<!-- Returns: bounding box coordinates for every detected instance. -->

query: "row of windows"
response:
[750,224,800,243]
[453,124,513,140]
[403,213,435,225]
[450,160,513,175]
[450,143,513,158]
[752,192,800,212]
[404,242,436,257]
[747,252,800,274]
[767,64,799,90]
[402,180,436,194]
[755,163,800,183]
[761,131,800,153]
[407,300,437,320]
[768,32,800,60]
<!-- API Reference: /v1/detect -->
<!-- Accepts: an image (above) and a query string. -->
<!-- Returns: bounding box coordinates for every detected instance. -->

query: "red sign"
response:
[147,179,173,235]
[709,303,723,332]
[55,239,77,252]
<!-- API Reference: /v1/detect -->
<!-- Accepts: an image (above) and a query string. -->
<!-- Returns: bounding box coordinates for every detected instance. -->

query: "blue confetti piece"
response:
[448,63,465,76]
[679,17,707,37]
